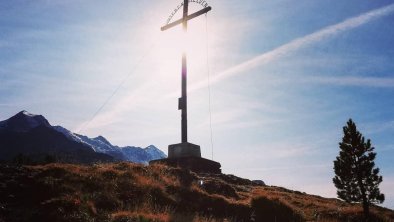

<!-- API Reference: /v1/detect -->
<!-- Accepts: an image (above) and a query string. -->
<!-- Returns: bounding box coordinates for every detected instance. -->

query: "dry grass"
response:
[0,163,393,222]
[251,186,394,221]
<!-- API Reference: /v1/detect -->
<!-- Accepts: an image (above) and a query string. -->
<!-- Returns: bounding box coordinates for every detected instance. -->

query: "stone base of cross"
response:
[168,142,201,158]
[151,141,221,174]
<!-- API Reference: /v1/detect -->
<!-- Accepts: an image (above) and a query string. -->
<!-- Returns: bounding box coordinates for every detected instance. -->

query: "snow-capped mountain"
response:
[53,126,166,164]
[52,125,84,142]
[145,145,167,160]
[53,126,128,161]
[0,110,167,164]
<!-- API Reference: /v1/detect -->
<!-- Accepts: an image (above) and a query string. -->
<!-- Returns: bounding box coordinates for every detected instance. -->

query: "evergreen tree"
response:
[333,119,384,221]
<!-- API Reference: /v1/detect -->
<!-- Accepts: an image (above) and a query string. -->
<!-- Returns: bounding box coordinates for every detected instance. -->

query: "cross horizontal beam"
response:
[161,6,212,31]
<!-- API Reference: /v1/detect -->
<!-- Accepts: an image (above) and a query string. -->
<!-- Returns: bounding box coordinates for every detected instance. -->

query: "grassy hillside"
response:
[0,163,393,222]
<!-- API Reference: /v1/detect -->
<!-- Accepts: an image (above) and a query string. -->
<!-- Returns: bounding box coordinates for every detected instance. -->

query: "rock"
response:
[252,180,266,186]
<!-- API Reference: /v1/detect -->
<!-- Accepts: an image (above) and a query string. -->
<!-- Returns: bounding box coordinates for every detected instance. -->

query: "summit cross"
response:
[149,1,220,173]
[161,0,212,143]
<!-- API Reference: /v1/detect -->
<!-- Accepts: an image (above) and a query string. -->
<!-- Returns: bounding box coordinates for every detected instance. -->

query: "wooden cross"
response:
[161,1,212,143]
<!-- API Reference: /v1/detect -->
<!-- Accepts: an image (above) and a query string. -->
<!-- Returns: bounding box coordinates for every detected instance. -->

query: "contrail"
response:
[302,76,394,88]
[186,3,394,93]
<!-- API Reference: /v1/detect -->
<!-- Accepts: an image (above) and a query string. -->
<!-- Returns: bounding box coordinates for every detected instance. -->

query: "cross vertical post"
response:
[161,1,211,144]
[181,0,188,143]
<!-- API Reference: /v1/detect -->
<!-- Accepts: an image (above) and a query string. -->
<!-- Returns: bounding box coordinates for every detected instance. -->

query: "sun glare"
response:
[151,15,209,87]
[158,22,207,56]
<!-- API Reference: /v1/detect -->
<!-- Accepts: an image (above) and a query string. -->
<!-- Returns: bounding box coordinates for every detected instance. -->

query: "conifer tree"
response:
[333,119,384,221]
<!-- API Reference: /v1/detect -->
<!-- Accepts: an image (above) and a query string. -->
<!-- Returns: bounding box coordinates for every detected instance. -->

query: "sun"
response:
[158,20,208,57]
[152,14,210,86]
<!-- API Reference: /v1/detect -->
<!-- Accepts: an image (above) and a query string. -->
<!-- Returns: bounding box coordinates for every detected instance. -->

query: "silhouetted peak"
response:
[17,110,35,116]
[0,110,51,132]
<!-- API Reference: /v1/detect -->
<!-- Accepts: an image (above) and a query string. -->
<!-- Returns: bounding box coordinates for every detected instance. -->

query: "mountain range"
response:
[0,111,166,164]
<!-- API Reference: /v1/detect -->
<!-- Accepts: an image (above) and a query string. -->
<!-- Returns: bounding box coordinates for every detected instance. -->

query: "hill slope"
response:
[0,163,393,222]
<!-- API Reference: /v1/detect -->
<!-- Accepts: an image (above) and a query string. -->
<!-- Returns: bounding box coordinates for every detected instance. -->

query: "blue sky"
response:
[1,0,394,209]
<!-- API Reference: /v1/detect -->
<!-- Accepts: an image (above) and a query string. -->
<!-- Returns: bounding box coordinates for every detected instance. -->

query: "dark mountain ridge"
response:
[0,111,166,164]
